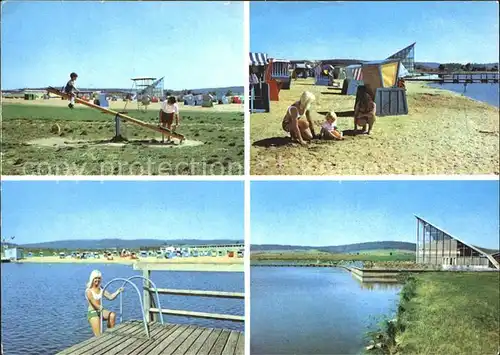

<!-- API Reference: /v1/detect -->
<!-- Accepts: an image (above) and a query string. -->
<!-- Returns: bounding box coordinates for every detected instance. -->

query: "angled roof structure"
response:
[387,42,416,73]
[415,215,499,269]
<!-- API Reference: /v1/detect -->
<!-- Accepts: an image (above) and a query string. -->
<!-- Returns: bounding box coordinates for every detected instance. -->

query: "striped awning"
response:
[249,52,268,66]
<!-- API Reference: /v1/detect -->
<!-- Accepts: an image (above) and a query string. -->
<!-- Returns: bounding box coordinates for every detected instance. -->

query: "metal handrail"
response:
[120,276,164,325]
[100,278,149,338]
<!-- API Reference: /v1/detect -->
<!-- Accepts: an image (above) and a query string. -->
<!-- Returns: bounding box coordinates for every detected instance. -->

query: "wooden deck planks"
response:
[182,328,215,355]
[129,324,181,355]
[58,321,244,355]
[195,328,223,355]
[235,332,244,355]
[221,331,240,355]
[208,330,231,355]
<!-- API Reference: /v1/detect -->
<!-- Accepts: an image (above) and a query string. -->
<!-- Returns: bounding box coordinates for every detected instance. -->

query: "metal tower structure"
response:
[131,77,164,111]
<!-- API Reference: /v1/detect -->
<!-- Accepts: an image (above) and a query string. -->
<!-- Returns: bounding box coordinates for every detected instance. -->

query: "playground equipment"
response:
[354,59,409,117]
[47,87,185,142]
[131,77,164,111]
[314,63,334,86]
[249,52,270,112]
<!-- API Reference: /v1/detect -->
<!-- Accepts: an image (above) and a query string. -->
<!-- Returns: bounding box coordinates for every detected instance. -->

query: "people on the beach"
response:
[159,96,180,142]
[282,91,316,145]
[86,270,123,336]
[354,86,376,134]
[320,111,344,140]
[64,72,79,109]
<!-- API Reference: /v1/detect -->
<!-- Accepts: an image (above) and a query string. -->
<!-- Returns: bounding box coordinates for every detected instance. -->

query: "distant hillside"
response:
[20,238,243,250]
[416,62,498,70]
[416,62,440,69]
[251,241,416,253]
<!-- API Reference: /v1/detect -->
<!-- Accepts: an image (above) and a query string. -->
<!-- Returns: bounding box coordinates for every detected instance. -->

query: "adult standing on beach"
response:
[282,91,317,145]
[86,270,123,336]
[354,86,376,134]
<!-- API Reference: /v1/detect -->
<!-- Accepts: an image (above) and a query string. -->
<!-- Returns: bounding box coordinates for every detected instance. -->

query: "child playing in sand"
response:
[64,72,79,109]
[320,111,344,140]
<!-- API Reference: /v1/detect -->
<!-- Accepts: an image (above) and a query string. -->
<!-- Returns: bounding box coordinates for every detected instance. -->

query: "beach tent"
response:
[398,63,410,78]
[344,64,364,95]
[314,63,334,86]
[194,94,203,106]
[333,67,346,80]
[265,58,291,100]
[357,59,408,117]
[361,59,402,95]
[249,52,270,112]
[183,94,195,106]
[202,94,213,107]
[268,59,292,90]
[293,63,311,78]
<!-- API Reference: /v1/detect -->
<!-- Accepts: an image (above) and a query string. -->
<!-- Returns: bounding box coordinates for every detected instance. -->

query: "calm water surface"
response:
[251,267,401,355]
[1,263,243,355]
[429,82,499,107]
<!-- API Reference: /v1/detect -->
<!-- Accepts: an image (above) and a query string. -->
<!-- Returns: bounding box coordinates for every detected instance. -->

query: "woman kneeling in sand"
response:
[354,86,376,135]
[282,91,317,145]
[86,270,123,336]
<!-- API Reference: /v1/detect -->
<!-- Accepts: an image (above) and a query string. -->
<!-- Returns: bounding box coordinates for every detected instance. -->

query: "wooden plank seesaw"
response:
[46,87,185,143]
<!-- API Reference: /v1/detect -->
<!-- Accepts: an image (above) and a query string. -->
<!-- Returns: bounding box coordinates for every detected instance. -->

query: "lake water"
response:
[1,263,244,355]
[429,82,499,107]
[250,267,401,355]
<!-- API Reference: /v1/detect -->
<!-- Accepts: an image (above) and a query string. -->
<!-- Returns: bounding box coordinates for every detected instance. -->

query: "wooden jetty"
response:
[406,72,499,84]
[58,263,244,355]
[57,320,243,355]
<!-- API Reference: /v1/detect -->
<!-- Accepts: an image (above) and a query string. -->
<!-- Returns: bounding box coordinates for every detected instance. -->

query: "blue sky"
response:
[251,1,499,63]
[1,1,243,90]
[1,181,244,244]
[251,181,500,249]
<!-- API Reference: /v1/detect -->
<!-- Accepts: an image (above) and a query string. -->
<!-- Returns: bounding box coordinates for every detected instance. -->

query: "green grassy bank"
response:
[2,104,244,175]
[370,272,500,354]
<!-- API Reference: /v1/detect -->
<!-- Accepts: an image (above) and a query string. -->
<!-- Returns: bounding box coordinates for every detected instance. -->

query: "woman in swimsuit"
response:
[282,91,317,145]
[86,270,123,336]
[354,86,376,134]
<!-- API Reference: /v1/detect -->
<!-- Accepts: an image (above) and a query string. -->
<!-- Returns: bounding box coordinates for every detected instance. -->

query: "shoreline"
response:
[11,256,243,265]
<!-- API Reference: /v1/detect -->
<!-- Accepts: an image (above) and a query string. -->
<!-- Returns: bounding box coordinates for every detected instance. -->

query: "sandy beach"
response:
[19,256,244,265]
[251,78,499,175]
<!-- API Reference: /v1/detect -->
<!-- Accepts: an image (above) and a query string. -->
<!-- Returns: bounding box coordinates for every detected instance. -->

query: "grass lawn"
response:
[396,272,500,354]
[251,79,499,175]
[2,103,244,175]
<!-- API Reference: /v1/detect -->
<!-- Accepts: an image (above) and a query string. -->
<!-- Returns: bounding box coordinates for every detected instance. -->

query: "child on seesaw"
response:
[320,111,344,140]
[64,72,79,109]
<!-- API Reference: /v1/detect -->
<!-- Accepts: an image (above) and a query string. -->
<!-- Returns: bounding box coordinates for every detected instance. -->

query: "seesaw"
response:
[46,87,185,143]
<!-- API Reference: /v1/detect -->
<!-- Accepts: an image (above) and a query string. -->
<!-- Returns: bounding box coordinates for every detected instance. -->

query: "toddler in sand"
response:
[320,111,344,140]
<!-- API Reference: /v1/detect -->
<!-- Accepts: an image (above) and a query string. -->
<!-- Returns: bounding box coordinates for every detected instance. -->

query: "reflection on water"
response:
[353,279,404,291]
[251,267,401,355]
[1,263,243,355]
